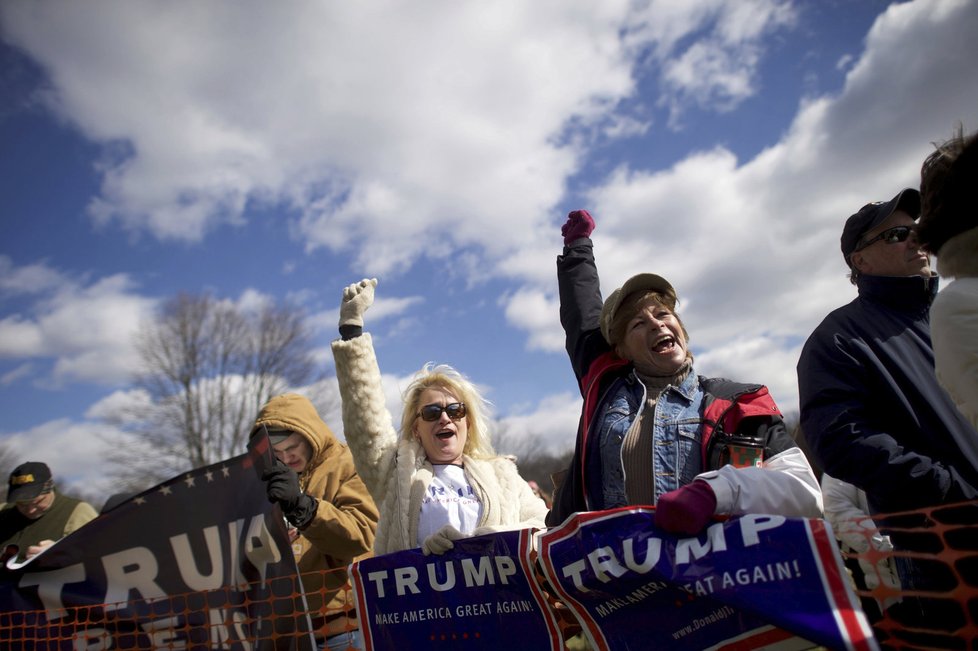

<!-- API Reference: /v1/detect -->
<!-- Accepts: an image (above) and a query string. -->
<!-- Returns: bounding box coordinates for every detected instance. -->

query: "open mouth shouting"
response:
[415,388,469,465]
[615,298,688,376]
[652,334,676,354]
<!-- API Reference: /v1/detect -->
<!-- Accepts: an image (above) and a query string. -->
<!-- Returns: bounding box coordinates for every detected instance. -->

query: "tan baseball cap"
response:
[600,273,678,344]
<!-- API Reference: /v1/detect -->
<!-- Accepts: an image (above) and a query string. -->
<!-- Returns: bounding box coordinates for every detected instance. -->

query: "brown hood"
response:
[250,393,337,480]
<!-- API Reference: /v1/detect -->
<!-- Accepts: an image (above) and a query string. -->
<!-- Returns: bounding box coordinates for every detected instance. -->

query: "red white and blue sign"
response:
[350,528,562,650]
[0,434,313,651]
[536,507,877,650]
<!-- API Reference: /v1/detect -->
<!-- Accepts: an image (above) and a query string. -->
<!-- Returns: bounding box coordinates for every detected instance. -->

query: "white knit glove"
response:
[421,525,467,556]
[339,278,377,329]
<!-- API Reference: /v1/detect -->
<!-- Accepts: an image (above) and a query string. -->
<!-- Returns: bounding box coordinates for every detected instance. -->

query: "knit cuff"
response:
[339,324,363,341]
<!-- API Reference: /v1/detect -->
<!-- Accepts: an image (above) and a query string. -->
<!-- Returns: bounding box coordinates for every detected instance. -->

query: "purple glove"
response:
[561,209,595,245]
[654,480,717,536]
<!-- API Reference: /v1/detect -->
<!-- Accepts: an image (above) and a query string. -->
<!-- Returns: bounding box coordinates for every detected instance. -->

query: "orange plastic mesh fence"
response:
[835,501,978,650]
[0,569,357,650]
[2,503,976,649]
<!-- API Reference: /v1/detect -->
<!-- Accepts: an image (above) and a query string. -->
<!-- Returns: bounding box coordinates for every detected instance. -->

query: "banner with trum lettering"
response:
[350,529,563,650]
[536,507,877,651]
[0,433,314,651]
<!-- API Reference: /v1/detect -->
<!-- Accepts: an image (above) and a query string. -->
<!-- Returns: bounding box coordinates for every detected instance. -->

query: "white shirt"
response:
[417,464,482,546]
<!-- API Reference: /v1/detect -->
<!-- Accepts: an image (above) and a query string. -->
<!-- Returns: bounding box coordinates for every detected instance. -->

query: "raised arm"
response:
[331,278,398,501]
[556,210,612,384]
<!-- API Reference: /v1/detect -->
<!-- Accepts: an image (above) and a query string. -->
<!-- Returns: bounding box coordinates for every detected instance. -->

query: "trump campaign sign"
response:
[350,529,562,650]
[536,507,877,651]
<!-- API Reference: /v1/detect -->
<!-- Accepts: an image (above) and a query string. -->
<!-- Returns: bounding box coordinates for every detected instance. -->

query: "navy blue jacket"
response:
[797,273,978,514]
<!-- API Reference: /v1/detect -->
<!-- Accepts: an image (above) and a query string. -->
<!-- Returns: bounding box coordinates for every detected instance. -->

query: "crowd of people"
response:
[3,128,976,648]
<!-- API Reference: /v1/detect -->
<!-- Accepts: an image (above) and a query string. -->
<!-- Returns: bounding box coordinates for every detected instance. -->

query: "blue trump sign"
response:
[536,507,876,651]
[350,529,561,650]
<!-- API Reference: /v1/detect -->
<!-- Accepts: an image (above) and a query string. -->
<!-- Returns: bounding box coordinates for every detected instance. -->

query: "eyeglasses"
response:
[855,225,915,251]
[417,402,467,422]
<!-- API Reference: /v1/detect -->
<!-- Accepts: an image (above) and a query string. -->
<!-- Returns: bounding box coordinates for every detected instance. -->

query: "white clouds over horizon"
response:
[0,0,803,275]
[559,0,978,410]
[0,261,157,386]
[2,0,978,489]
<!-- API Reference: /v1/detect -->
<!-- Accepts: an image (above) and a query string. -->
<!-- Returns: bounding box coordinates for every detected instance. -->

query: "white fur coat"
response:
[331,333,549,555]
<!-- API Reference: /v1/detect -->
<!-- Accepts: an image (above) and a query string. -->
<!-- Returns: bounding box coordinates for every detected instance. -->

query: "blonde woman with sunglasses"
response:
[331,279,548,556]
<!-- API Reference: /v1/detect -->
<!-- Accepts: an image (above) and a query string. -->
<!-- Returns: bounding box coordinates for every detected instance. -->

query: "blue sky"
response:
[2,0,977,498]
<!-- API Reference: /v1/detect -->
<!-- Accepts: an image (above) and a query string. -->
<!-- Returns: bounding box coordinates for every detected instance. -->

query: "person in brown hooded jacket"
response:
[251,393,379,650]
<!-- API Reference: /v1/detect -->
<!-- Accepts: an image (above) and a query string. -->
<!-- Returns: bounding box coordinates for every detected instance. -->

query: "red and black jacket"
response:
[547,237,793,526]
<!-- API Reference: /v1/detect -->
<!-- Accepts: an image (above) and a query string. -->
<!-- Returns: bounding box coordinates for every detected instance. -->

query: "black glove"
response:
[262,460,318,528]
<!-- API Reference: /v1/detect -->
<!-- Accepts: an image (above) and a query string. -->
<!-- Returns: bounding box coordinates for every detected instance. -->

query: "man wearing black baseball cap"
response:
[839,188,931,283]
[797,188,978,630]
[1,461,98,563]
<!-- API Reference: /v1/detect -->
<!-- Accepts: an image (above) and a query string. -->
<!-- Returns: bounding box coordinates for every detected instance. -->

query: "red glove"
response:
[655,480,717,536]
[561,209,595,245]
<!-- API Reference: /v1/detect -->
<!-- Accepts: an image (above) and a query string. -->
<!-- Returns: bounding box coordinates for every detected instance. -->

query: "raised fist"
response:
[561,209,595,245]
[339,278,378,329]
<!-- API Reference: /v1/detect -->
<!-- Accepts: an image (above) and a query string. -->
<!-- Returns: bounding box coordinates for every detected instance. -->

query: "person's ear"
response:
[850,251,868,273]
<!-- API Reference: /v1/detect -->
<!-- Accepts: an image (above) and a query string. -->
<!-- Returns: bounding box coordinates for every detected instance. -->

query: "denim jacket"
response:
[550,236,821,527]
[597,370,704,509]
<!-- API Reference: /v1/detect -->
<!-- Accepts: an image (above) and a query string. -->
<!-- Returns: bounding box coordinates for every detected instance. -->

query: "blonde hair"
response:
[399,363,496,459]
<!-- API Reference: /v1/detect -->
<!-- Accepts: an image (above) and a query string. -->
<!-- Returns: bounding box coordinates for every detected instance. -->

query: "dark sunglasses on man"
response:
[418,402,467,422]
[855,225,916,252]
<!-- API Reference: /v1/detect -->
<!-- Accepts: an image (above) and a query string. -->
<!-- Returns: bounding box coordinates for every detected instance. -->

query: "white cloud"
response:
[309,294,424,335]
[1,418,137,497]
[500,289,563,352]
[660,40,759,115]
[3,0,977,493]
[496,392,582,455]
[502,0,978,415]
[603,114,652,140]
[0,316,45,356]
[1,363,34,386]
[0,260,158,386]
[234,288,274,315]
[694,336,804,418]
[0,255,69,295]
[84,387,153,422]
[0,1,638,277]
[0,0,806,282]
[628,0,798,127]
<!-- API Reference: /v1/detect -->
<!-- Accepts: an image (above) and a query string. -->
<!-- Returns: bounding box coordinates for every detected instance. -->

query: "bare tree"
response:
[492,421,573,500]
[104,293,328,490]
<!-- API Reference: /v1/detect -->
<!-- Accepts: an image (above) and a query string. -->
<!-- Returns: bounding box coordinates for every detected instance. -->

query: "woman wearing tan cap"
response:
[547,210,821,533]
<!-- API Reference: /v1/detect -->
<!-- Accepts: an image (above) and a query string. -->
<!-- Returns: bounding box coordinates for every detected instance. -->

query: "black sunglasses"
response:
[855,225,915,251]
[417,402,467,422]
